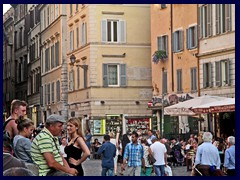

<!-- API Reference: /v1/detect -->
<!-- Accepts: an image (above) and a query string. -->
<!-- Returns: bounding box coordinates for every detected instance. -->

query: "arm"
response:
[9,120,18,138]
[43,152,77,176]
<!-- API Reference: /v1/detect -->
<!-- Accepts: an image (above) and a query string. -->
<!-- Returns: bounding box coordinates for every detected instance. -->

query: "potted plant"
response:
[152,50,168,64]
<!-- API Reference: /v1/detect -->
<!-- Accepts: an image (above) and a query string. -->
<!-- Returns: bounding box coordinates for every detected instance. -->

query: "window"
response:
[103,64,126,87]
[191,68,197,91]
[161,4,167,9]
[187,26,198,49]
[177,69,182,92]
[47,83,50,104]
[70,30,74,51]
[70,4,73,16]
[55,5,59,19]
[157,35,168,56]
[81,22,87,46]
[56,80,60,102]
[51,82,55,103]
[199,4,212,38]
[47,6,50,26]
[173,30,183,53]
[69,70,75,91]
[216,4,232,34]
[50,4,54,23]
[45,48,50,72]
[101,20,126,43]
[215,59,231,86]
[36,72,40,93]
[83,66,87,88]
[203,62,212,88]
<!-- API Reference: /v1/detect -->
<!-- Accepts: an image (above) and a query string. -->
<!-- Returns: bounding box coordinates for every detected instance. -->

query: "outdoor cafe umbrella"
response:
[164,95,227,116]
[191,97,235,114]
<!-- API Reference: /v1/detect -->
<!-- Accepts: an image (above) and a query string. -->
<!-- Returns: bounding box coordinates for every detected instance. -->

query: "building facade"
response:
[66,4,152,136]
[151,4,199,139]
[3,7,15,119]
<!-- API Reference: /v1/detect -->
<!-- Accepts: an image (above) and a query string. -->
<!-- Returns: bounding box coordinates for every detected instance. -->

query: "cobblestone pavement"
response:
[82,159,192,176]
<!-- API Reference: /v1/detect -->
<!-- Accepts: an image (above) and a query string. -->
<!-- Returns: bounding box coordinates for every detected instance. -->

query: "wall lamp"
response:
[135,101,140,105]
[70,54,88,70]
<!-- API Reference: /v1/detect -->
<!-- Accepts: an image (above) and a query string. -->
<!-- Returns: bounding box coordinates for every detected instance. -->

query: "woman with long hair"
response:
[13,116,35,163]
[64,117,90,176]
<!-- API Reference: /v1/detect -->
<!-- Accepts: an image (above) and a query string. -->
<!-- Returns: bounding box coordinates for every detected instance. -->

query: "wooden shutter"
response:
[103,64,108,87]
[208,62,212,87]
[101,20,107,42]
[186,28,190,49]
[215,61,222,87]
[120,64,127,87]
[180,30,184,51]
[199,6,203,39]
[165,35,168,55]
[55,42,59,66]
[194,25,198,48]
[172,32,176,53]
[157,37,161,50]
[216,4,220,34]
[203,63,207,88]
[84,67,87,88]
[207,4,212,37]
[56,81,60,102]
[52,82,54,103]
[226,59,231,85]
[77,67,80,89]
[163,72,167,94]
[40,86,43,106]
[51,45,55,69]
[119,20,126,43]
[225,4,231,32]
[76,27,79,48]
[177,69,182,92]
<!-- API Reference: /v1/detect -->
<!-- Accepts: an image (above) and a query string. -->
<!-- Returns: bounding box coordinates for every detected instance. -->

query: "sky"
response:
[3,4,11,15]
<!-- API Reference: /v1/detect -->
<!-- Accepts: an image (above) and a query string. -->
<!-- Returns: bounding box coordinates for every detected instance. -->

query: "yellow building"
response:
[67,4,152,136]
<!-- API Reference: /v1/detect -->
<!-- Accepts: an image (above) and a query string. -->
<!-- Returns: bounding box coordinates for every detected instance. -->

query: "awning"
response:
[191,97,235,113]
[164,95,228,116]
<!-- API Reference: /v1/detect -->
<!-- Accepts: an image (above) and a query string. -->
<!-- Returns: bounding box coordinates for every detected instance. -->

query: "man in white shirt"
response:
[149,137,167,176]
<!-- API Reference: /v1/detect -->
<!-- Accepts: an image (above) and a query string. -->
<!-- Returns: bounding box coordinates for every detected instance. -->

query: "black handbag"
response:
[148,154,156,165]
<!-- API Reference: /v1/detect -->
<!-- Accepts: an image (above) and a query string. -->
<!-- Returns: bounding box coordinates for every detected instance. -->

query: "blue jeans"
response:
[101,167,114,176]
[154,165,165,176]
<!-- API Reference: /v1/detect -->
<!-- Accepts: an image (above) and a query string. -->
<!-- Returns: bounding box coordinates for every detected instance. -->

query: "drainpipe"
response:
[197,4,200,97]
[171,4,174,92]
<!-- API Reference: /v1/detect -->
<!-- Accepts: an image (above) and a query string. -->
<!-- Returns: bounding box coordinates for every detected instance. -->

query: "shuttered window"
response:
[199,4,212,39]
[203,62,212,88]
[191,68,197,91]
[103,64,127,87]
[215,59,231,86]
[70,30,74,51]
[172,30,183,53]
[45,48,50,72]
[157,35,168,56]
[216,4,232,34]
[187,26,198,50]
[69,70,75,91]
[76,27,79,48]
[177,69,182,92]
[77,66,80,89]
[101,20,126,43]
[47,84,51,104]
[162,71,168,94]
[83,67,87,88]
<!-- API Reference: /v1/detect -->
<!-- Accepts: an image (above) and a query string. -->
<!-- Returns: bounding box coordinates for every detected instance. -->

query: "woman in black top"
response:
[65,118,90,176]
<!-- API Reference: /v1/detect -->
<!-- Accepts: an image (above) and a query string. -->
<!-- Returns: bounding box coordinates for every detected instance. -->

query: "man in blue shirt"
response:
[122,131,145,176]
[224,136,235,176]
[97,134,116,176]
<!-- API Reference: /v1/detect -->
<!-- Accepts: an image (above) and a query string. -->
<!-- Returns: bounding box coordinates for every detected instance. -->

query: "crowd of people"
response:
[3,99,235,176]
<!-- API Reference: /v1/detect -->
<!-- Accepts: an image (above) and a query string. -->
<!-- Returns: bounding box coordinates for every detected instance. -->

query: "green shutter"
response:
[120,64,127,87]
[103,64,108,87]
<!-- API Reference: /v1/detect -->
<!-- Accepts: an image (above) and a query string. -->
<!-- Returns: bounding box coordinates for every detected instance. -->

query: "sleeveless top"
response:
[64,137,84,176]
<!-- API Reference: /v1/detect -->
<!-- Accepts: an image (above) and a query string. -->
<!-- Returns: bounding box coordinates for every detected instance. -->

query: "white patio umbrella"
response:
[164,95,228,116]
[191,97,235,114]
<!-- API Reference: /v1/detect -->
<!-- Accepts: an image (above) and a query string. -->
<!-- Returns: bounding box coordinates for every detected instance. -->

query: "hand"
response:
[68,168,78,176]
[69,157,79,166]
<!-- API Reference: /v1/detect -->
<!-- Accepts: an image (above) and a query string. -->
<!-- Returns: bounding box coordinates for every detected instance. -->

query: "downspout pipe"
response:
[171,4,174,92]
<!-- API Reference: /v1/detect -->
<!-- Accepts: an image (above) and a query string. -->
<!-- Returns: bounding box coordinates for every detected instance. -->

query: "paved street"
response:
[82,159,191,176]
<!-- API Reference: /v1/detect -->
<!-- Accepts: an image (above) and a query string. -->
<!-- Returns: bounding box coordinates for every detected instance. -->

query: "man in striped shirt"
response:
[122,131,145,176]
[31,114,78,176]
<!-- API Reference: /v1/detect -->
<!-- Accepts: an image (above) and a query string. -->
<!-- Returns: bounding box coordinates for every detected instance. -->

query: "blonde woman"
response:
[64,118,90,176]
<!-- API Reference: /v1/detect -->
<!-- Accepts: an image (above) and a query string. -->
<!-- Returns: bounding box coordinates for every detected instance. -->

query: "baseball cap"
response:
[46,114,66,123]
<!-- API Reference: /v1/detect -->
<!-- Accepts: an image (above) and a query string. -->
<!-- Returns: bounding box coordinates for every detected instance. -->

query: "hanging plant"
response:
[152,50,168,64]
